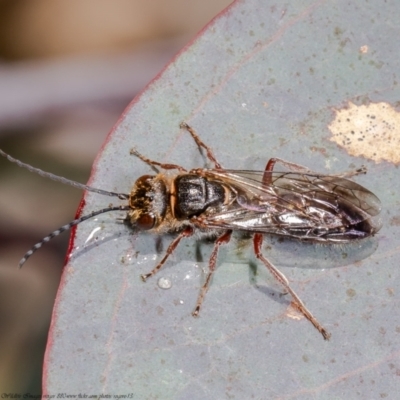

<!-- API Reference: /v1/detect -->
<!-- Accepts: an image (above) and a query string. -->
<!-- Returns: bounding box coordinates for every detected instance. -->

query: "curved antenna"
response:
[0,149,129,200]
[19,205,131,268]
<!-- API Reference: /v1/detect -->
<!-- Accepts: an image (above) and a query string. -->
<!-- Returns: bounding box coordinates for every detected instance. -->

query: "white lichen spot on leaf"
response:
[328,102,400,164]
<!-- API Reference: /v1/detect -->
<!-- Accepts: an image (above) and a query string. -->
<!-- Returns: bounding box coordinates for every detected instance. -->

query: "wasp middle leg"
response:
[192,230,232,317]
[180,122,223,170]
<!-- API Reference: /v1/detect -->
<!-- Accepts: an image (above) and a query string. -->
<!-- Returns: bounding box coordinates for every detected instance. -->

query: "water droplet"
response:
[158,277,172,290]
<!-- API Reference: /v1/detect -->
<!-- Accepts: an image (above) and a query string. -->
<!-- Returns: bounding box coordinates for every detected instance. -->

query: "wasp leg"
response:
[265,157,313,173]
[141,227,194,281]
[180,122,223,170]
[192,230,232,317]
[265,157,367,177]
[330,165,367,178]
[130,148,187,172]
[253,233,331,340]
[263,157,367,185]
[262,157,311,186]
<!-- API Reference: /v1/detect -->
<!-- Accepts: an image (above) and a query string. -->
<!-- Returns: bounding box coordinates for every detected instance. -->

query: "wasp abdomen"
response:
[175,174,225,218]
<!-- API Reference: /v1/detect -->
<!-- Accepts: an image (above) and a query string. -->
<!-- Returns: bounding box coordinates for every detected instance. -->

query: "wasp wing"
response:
[191,169,382,242]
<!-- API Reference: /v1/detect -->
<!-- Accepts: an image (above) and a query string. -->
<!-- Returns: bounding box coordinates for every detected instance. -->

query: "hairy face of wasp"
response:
[127,175,168,230]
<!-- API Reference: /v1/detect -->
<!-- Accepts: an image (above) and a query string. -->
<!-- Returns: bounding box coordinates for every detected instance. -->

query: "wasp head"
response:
[127,175,167,230]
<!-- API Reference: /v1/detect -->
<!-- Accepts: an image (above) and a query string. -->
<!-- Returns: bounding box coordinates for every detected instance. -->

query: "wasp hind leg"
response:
[192,230,232,317]
[265,157,314,174]
[263,157,366,184]
[262,157,313,186]
[253,233,331,340]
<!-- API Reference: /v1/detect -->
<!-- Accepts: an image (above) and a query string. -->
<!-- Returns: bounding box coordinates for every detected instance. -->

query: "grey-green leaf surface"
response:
[44,1,400,398]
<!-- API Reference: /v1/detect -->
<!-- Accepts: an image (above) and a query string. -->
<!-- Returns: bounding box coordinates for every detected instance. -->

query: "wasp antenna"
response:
[19,205,131,268]
[0,148,129,200]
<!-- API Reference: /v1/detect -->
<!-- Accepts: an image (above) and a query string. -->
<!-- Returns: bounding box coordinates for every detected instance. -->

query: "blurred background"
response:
[0,0,232,393]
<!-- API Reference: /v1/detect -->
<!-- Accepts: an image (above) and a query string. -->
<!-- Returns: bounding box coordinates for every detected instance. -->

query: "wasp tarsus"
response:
[0,123,382,341]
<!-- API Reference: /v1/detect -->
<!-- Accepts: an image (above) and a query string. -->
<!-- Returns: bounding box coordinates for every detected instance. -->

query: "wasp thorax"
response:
[127,175,167,230]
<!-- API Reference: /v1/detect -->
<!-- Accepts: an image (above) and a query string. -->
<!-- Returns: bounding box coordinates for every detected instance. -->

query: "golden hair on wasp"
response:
[0,122,382,340]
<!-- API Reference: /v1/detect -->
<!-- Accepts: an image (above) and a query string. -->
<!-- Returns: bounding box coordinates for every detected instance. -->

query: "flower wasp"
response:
[0,122,382,340]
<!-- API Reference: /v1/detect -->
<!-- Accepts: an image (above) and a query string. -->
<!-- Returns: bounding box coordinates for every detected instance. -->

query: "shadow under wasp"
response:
[0,122,382,340]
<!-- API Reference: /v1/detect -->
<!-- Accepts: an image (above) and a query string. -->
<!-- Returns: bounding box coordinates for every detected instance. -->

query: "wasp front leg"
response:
[130,148,187,172]
[141,227,194,281]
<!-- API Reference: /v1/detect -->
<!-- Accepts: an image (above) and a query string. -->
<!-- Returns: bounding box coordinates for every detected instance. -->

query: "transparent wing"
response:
[191,169,382,242]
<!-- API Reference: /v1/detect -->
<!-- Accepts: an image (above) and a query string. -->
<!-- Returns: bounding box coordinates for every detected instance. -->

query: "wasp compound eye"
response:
[134,175,154,186]
[137,214,156,230]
